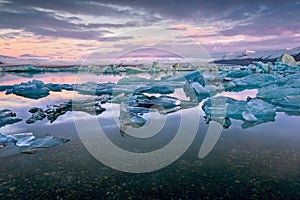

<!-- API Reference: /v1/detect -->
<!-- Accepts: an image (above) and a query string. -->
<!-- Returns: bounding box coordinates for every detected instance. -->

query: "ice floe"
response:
[0,109,22,128]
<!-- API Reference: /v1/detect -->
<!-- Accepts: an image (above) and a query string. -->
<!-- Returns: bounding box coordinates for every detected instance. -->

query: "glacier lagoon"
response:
[0,63,299,199]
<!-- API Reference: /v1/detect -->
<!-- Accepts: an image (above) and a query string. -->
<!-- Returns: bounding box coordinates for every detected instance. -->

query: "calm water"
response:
[0,72,299,199]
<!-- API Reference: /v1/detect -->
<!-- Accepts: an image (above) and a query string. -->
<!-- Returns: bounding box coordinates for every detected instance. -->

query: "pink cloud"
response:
[169,24,193,30]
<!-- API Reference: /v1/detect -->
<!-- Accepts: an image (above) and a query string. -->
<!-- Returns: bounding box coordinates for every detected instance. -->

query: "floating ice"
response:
[128,94,180,113]
[74,82,115,95]
[277,53,297,66]
[2,64,79,73]
[6,80,51,99]
[202,96,276,128]
[119,108,147,128]
[134,85,174,94]
[0,109,22,128]
[166,71,206,86]
[2,80,74,99]
[117,76,152,85]
[118,94,181,129]
[257,85,300,100]
[26,99,106,124]
[225,74,280,91]
[225,69,253,78]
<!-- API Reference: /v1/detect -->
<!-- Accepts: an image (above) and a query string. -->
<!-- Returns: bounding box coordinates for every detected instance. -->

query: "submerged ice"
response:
[0,132,70,156]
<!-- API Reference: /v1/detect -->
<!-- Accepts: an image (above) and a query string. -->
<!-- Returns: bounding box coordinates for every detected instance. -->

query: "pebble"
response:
[21,149,36,154]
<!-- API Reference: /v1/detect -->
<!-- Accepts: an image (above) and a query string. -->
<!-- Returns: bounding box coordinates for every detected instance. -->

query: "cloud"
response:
[168,24,193,30]
[0,0,299,62]
[0,1,156,41]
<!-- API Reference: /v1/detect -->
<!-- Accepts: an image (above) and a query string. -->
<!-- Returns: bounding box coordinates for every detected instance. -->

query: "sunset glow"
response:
[0,1,299,64]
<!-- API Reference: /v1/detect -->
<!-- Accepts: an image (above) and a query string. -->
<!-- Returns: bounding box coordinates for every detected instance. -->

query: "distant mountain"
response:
[213,47,300,65]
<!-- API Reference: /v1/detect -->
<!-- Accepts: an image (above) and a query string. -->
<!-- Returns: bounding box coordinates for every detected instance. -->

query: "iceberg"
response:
[225,69,253,78]
[134,85,174,94]
[27,99,106,124]
[184,80,210,94]
[2,80,74,99]
[2,64,79,73]
[0,109,22,127]
[202,96,276,128]
[74,82,116,95]
[127,94,180,113]
[118,94,181,129]
[225,74,280,91]
[256,72,300,103]
[6,80,51,99]
[3,65,44,73]
[271,95,300,109]
[277,53,297,66]
[117,76,153,85]
[119,108,147,128]
[252,62,273,73]
[221,62,271,79]
[257,85,300,100]
[166,71,206,86]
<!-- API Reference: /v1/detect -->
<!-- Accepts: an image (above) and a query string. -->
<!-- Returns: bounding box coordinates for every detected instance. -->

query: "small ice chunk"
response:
[26,108,46,124]
[242,111,257,121]
[25,99,107,124]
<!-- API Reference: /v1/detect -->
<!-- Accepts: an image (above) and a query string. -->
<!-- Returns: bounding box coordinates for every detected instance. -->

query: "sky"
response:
[0,0,299,64]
